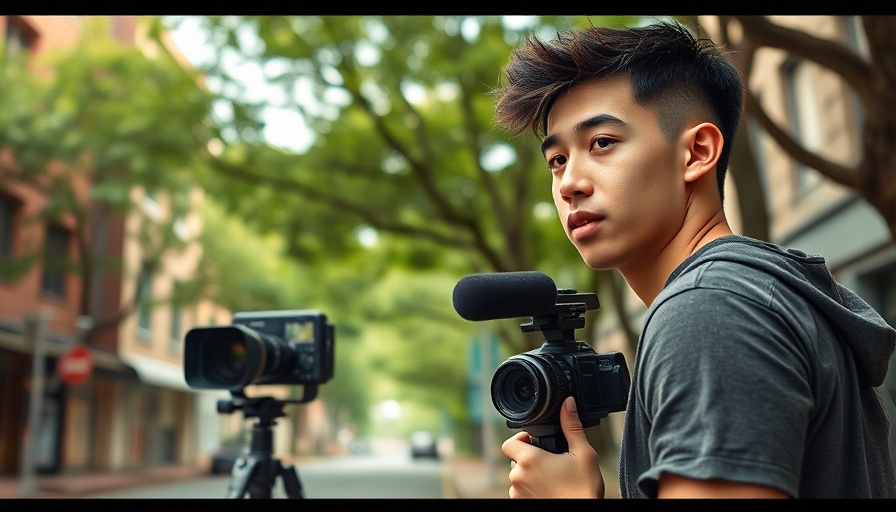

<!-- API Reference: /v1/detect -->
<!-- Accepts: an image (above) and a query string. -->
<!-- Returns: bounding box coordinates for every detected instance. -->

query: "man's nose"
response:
[557,156,593,203]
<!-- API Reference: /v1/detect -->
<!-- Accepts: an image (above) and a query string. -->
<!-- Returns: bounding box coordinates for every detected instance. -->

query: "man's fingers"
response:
[560,396,589,452]
[502,430,532,461]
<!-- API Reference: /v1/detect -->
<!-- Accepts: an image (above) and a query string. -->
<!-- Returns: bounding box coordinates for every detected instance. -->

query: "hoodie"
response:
[619,235,896,498]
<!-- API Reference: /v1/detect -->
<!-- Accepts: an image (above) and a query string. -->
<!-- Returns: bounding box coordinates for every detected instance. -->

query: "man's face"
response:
[543,75,688,272]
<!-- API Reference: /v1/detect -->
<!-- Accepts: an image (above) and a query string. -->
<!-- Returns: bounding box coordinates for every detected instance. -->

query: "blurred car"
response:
[348,437,373,455]
[210,446,244,475]
[410,431,439,459]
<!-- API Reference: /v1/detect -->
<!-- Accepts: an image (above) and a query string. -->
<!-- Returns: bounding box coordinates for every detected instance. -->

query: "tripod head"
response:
[219,382,320,416]
[218,389,312,499]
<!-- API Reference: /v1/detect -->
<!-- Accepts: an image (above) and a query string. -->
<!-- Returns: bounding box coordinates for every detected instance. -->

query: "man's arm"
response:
[658,473,789,498]
[502,395,791,499]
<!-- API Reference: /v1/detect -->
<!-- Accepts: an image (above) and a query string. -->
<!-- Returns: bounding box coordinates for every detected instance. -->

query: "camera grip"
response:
[530,434,568,454]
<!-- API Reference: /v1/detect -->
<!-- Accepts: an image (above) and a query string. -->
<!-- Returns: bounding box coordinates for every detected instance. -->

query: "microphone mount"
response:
[520,289,599,344]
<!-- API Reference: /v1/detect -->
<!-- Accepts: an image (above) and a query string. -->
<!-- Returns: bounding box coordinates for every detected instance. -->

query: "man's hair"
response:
[493,21,744,201]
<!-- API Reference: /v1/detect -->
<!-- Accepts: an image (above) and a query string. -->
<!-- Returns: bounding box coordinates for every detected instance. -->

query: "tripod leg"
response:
[278,461,305,499]
[226,456,255,498]
[227,454,278,499]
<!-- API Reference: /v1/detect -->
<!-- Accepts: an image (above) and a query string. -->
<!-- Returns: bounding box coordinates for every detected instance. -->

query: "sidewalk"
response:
[446,455,510,499]
[0,460,498,499]
[0,464,208,499]
[0,456,615,499]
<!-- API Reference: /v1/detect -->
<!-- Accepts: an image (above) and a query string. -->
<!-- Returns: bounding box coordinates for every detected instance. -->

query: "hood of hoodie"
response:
[668,235,896,387]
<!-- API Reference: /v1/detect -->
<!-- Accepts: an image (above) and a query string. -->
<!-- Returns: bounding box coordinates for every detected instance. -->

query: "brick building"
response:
[0,15,238,477]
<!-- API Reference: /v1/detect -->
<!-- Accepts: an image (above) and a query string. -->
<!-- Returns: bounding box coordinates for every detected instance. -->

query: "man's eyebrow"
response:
[541,113,626,155]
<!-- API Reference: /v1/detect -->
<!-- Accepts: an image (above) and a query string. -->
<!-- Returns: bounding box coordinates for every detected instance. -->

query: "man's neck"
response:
[619,214,733,307]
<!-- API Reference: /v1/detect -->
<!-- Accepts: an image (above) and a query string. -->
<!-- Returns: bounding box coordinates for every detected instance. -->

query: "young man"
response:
[493,20,896,499]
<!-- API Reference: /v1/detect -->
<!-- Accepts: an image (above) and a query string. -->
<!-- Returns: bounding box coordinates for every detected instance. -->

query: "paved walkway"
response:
[0,456,617,499]
[0,464,208,499]
[446,455,510,499]
[0,459,502,500]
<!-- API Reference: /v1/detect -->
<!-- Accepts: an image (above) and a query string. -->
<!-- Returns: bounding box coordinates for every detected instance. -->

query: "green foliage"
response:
[0,253,37,282]
[158,15,645,439]
[0,17,218,322]
[195,199,302,311]
[7,22,213,192]
[190,17,634,268]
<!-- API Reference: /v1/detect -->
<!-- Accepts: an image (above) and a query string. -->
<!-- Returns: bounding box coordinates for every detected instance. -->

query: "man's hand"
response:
[501,396,605,498]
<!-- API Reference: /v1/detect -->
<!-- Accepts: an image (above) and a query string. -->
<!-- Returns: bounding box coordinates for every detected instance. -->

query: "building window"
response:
[781,57,823,199]
[0,194,16,258]
[137,261,153,342]
[843,16,870,60]
[169,281,182,354]
[4,16,37,64]
[863,262,896,412]
[41,224,69,298]
[871,264,896,327]
[0,194,28,283]
[746,117,771,204]
[842,16,867,142]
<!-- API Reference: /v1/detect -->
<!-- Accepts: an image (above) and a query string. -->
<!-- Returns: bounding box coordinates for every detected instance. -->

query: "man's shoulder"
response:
[662,254,774,301]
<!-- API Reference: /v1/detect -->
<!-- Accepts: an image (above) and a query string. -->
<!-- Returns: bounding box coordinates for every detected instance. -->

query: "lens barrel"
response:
[490,353,569,426]
[184,324,289,391]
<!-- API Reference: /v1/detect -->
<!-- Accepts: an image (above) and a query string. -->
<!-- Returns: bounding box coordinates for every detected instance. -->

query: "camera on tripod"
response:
[183,310,335,499]
[490,289,631,454]
[183,310,334,392]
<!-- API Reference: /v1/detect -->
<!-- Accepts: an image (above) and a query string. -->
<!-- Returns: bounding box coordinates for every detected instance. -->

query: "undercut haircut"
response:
[493,21,745,201]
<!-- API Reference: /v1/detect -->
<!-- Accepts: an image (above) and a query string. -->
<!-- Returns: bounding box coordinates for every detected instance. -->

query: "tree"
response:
[713,16,896,242]
[163,15,649,361]
[159,14,664,455]
[0,17,216,344]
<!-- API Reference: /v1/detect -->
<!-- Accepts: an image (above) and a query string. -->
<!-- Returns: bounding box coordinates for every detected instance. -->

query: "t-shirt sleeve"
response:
[635,286,811,498]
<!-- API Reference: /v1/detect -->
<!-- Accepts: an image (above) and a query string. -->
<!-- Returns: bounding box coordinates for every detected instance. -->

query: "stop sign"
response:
[57,343,94,385]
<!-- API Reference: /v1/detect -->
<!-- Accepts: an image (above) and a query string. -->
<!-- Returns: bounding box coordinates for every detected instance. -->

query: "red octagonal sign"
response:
[58,343,94,385]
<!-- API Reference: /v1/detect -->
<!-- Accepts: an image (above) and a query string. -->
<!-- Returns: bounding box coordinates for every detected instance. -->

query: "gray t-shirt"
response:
[618,235,896,498]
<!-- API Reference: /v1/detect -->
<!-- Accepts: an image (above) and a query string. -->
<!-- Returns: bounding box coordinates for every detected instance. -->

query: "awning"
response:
[120,353,191,392]
[0,321,138,378]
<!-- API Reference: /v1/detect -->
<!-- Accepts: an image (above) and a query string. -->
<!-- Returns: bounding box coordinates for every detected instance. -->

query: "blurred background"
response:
[0,14,894,498]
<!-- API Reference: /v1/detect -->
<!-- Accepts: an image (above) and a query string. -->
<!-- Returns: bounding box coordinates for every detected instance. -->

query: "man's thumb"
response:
[560,395,588,450]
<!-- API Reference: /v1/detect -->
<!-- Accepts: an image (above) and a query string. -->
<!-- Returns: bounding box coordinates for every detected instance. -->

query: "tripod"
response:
[219,386,318,499]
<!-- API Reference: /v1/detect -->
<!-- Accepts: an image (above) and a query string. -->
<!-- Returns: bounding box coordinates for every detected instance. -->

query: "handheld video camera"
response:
[183,310,334,396]
[490,289,631,454]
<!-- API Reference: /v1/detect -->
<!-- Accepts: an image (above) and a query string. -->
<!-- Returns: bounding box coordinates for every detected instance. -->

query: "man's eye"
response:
[547,155,567,170]
[592,137,614,150]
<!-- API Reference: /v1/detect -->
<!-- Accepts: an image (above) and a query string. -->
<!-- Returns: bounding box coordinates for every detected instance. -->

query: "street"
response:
[87,448,449,499]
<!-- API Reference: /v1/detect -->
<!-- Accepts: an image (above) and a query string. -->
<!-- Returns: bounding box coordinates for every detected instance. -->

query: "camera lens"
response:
[213,337,247,379]
[491,353,569,426]
[184,325,279,390]
[512,372,535,403]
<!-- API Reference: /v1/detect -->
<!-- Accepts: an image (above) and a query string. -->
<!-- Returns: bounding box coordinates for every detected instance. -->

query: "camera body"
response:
[490,290,630,453]
[492,343,629,430]
[183,310,334,392]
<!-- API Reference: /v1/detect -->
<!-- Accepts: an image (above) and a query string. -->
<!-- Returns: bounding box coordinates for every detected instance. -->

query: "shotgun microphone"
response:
[452,271,558,321]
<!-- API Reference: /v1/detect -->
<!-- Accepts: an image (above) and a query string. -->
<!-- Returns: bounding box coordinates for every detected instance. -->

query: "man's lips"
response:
[567,211,605,239]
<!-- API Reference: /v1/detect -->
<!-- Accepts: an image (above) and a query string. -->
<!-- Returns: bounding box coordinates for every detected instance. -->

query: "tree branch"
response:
[718,16,861,190]
[323,47,509,270]
[209,156,478,248]
[744,89,859,189]
[732,16,876,106]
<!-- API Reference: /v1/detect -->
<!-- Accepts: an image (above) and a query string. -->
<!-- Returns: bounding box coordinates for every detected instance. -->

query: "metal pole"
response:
[19,308,53,497]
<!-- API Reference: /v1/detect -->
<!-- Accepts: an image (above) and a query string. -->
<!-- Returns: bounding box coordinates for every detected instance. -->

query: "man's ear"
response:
[682,122,723,184]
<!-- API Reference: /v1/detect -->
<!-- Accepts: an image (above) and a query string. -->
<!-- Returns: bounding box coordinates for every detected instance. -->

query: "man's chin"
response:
[582,256,614,271]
